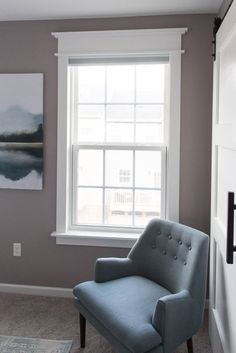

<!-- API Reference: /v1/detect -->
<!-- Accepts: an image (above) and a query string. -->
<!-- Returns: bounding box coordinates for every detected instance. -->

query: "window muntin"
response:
[70,61,169,230]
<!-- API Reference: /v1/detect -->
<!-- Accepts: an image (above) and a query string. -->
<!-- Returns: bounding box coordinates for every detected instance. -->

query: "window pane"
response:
[135,123,163,143]
[136,64,165,103]
[134,190,160,226]
[107,104,134,122]
[77,104,104,142]
[77,150,103,186]
[77,66,105,103]
[75,188,103,224]
[105,150,133,187]
[107,65,135,103]
[135,151,161,188]
[105,189,133,226]
[106,123,134,142]
[136,104,164,122]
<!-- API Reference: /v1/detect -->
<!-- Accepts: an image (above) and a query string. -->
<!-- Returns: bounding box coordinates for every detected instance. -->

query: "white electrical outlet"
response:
[13,243,21,257]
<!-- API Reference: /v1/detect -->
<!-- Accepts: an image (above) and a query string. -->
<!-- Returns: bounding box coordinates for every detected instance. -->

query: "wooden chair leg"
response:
[80,313,86,348]
[186,337,193,353]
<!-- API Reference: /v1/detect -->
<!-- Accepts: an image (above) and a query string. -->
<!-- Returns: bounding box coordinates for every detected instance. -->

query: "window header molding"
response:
[52,28,188,57]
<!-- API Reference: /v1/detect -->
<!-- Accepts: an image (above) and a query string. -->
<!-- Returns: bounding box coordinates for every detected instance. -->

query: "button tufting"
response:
[178,240,182,245]
[184,261,187,265]
[168,235,172,240]
[162,250,166,255]
[157,231,161,235]
[188,246,192,251]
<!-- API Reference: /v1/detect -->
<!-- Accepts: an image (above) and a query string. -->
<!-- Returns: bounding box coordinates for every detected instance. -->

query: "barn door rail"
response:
[227,192,236,264]
[212,1,234,61]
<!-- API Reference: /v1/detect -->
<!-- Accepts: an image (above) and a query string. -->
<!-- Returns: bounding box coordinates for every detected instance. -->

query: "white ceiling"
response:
[0,0,223,21]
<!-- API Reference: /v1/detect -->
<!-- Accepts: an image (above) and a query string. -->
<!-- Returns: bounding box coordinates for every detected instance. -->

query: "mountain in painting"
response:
[0,105,43,142]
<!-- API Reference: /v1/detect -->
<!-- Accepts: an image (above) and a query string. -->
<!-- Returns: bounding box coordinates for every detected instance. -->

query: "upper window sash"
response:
[69,60,169,146]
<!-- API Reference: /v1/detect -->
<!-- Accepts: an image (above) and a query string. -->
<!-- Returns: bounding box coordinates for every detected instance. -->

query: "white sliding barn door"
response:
[209,2,236,353]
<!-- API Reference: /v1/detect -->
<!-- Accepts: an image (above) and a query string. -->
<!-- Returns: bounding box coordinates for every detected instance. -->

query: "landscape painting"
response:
[0,74,43,190]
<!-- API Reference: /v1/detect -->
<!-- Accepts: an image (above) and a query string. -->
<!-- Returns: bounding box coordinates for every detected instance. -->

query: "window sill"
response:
[51,230,140,248]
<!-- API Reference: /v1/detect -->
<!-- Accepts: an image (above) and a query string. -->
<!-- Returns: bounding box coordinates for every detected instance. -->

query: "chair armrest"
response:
[152,290,195,353]
[95,257,136,283]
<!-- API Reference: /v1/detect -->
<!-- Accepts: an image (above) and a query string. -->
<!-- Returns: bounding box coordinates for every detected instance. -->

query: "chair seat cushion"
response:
[73,275,171,353]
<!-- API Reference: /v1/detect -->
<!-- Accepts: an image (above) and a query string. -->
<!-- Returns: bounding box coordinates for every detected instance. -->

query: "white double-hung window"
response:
[70,59,167,227]
[52,28,187,247]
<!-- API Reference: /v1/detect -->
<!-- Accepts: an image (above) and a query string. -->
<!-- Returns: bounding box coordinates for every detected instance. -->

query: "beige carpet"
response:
[0,293,212,353]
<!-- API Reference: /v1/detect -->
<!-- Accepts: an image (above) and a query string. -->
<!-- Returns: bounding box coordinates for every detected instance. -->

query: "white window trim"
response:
[51,28,187,248]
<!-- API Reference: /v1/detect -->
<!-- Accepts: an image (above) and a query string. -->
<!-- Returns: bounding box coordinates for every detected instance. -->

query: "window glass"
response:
[105,150,133,187]
[70,61,168,228]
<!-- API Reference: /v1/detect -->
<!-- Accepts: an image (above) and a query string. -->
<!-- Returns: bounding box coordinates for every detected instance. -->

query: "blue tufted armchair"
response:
[73,219,209,353]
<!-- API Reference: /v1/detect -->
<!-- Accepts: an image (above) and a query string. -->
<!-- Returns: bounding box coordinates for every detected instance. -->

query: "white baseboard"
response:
[0,283,73,298]
[0,283,210,307]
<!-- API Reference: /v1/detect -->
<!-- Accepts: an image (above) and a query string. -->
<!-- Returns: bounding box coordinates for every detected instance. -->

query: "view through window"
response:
[70,61,169,229]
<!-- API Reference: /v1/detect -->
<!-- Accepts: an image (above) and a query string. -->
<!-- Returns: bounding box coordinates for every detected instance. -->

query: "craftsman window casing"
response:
[51,28,187,248]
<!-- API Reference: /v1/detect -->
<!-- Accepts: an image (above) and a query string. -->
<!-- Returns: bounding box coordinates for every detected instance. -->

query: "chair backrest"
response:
[128,219,209,300]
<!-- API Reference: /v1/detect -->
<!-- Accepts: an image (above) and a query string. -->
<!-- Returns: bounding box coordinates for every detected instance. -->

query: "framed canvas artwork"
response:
[0,73,43,190]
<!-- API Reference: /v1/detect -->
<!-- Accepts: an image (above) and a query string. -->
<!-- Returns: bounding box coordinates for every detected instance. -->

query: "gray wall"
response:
[0,14,214,288]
